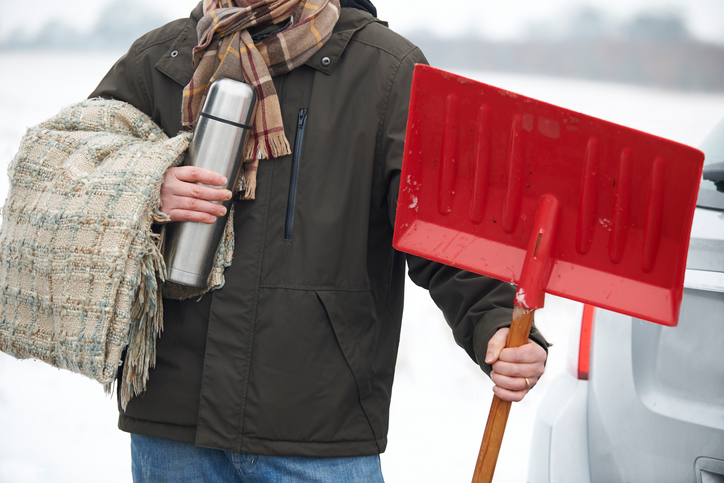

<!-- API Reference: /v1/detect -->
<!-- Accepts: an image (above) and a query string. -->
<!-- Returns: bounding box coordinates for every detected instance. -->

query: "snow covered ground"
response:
[1,51,723,483]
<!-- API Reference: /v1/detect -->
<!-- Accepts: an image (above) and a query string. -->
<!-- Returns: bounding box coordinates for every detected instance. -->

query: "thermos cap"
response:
[202,78,257,126]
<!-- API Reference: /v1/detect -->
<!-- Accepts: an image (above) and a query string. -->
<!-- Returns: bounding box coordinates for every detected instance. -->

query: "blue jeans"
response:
[130,434,385,483]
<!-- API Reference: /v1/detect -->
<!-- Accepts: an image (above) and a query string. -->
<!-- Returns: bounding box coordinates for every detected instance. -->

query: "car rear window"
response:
[698,117,724,209]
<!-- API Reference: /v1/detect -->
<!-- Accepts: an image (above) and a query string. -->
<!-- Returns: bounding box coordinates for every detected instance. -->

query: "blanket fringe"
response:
[120,230,167,410]
[103,379,116,397]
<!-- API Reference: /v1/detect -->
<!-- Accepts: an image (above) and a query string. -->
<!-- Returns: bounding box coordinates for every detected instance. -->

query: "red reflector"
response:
[578,305,595,380]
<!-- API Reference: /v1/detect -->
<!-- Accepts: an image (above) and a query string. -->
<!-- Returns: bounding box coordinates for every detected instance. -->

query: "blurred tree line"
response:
[410,8,724,91]
[2,3,722,91]
[0,1,166,51]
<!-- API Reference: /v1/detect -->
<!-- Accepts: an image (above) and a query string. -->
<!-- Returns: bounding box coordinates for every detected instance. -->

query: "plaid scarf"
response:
[182,0,340,199]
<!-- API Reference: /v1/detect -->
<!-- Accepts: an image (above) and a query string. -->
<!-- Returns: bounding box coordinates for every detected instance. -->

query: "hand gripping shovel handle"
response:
[472,305,535,483]
[472,194,561,483]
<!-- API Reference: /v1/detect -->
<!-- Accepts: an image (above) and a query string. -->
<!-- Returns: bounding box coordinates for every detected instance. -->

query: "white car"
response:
[527,118,724,483]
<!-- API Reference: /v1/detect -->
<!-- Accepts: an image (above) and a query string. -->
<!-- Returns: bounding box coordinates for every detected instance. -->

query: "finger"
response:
[172,166,228,187]
[484,327,509,365]
[166,185,230,210]
[491,359,545,379]
[175,197,228,217]
[490,373,539,402]
[492,384,528,403]
[165,181,233,203]
[160,190,228,218]
[497,339,547,364]
[491,371,538,392]
[166,199,227,221]
[166,208,221,224]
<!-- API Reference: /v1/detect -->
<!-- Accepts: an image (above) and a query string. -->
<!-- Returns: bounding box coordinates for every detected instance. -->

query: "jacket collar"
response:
[156,3,381,86]
[154,2,204,86]
[305,8,381,75]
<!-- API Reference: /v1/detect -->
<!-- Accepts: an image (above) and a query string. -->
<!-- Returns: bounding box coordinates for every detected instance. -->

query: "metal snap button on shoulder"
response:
[321,56,331,67]
[171,50,179,58]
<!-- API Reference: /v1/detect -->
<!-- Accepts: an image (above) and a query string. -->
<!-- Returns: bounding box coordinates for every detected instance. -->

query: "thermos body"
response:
[164,79,257,287]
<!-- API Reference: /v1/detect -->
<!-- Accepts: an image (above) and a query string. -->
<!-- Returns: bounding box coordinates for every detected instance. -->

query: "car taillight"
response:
[567,304,595,380]
[577,305,595,380]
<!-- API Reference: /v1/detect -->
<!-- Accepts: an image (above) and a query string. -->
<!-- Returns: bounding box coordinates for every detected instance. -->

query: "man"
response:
[90,0,547,480]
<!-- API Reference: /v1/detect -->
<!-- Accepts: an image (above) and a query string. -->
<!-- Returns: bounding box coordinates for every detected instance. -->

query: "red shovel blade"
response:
[394,65,704,326]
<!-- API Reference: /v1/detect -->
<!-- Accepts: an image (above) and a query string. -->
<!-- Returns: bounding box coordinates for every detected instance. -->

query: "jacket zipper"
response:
[285,108,307,240]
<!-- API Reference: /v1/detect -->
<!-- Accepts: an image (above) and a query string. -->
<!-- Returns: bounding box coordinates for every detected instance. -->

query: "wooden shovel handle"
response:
[472,305,535,483]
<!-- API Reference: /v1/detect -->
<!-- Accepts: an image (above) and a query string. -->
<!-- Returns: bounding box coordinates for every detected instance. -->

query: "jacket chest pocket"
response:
[284,108,308,240]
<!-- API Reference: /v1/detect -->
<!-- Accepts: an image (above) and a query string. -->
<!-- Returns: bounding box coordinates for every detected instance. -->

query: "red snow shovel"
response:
[393,65,704,483]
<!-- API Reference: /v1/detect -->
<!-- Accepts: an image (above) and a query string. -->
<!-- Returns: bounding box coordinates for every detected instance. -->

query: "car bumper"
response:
[528,372,592,483]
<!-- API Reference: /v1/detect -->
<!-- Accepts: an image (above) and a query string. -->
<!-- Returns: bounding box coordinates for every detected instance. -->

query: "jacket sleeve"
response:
[380,48,549,376]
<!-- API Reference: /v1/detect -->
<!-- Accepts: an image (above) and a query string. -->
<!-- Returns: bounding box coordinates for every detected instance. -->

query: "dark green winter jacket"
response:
[90,3,548,457]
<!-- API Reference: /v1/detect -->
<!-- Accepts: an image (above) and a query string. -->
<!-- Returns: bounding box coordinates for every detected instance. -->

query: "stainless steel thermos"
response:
[164,78,257,287]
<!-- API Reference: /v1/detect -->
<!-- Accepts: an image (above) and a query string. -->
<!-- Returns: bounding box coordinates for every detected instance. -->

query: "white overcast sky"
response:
[1,0,724,44]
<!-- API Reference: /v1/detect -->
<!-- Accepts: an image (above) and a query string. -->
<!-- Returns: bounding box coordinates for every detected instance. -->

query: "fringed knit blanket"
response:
[0,99,192,408]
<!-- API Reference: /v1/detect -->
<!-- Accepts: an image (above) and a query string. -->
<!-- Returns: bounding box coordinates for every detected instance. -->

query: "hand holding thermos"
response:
[159,166,232,224]
[162,79,257,288]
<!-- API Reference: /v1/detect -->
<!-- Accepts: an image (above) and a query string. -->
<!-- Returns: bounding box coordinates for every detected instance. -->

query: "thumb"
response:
[485,327,510,365]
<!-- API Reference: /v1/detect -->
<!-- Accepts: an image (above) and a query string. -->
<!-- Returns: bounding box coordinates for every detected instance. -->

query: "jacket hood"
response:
[340,0,376,17]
